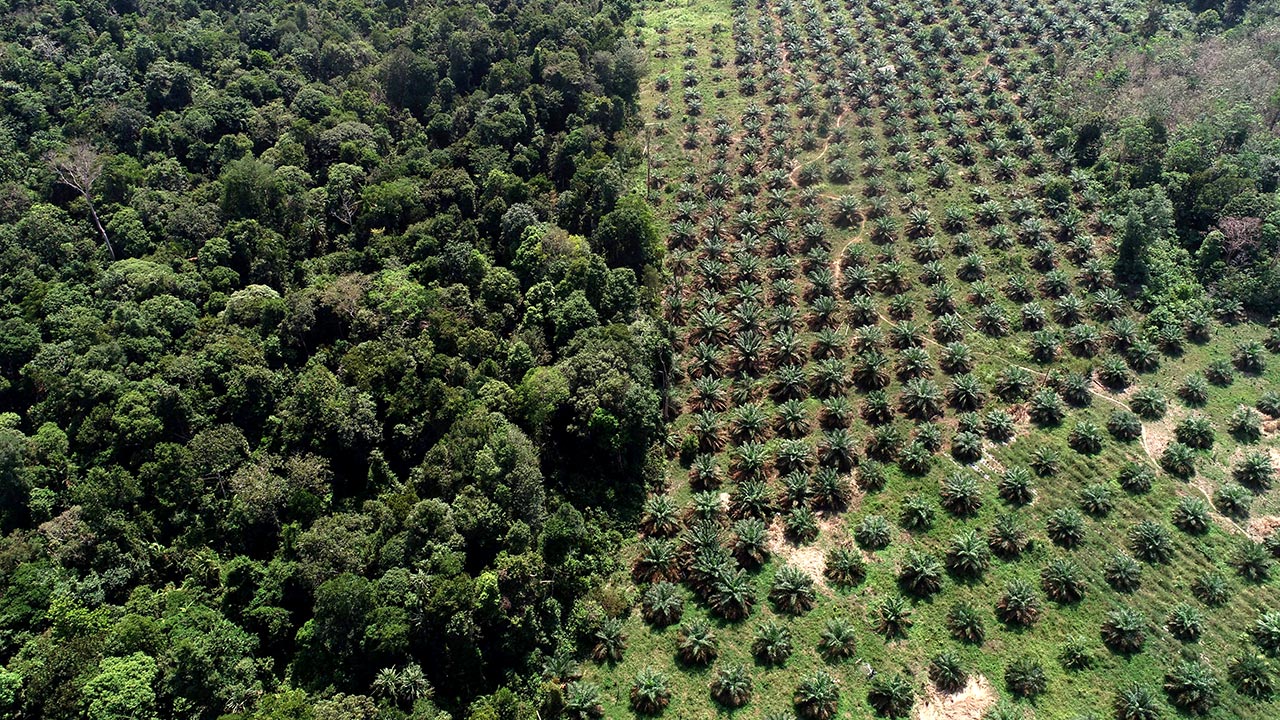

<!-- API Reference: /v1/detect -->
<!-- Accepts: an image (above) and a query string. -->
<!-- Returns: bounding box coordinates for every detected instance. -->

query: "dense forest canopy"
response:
[0,0,668,718]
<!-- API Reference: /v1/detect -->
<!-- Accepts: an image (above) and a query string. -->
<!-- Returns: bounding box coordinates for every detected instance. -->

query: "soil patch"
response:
[1248,515,1280,541]
[916,674,997,720]
[766,517,828,588]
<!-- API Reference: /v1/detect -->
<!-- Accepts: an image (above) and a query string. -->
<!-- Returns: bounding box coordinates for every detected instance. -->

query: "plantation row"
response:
[572,0,1280,718]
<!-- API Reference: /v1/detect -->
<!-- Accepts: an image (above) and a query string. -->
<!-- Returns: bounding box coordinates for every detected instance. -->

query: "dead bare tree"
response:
[48,141,115,260]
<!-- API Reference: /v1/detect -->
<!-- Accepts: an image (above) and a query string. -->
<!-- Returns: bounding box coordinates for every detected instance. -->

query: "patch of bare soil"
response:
[1264,419,1280,438]
[916,675,997,720]
[1247,515,1280,541]
[766,517,829,588]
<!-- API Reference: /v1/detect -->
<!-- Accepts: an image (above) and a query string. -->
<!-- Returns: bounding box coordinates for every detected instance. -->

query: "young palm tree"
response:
[1214,483,1252,519]
[1028,387,1065,426]
[786,506,820,544]
[1233,540,1273,583]
[1167,603,1205,642]
[1229,405,1264,443]
[641,582,684,627]
[1046,508,1086,549]
[1117,462,1155,494]
[677,618,718,665]
[1163,658,1220,715]
[634,538,681,584]
[752,620,794,665]
[1005,656,1047,698]
[940,472,983,517]
[998,467,1035,506]
[950,431,984,464]
[1107,410,1143,441]
[997,579,1042,627]
[818,616,859,660]
[877,594,914,639]
[856,514,893,551]
[899,550,944,597]
[988,512,1028,559]
[825,546,866,587]
[1102,608,1148,654]
[1068,421,1105,455]
[1114,682,1161,720]
[1229,654,1275,700]
[731,517,769,568]
[630,667,671,715]
[1105,553,1143,593]
[1235,451,1275,492]
[929,651,968,693]
[708,566,755,621]
[641,495,682,537]
[795,671,840,720]
[709,662,753,708]
[1041,557,1086,604]
[1130,520,1174,564]
[1060,636,1094,671]
[947,374,986,411]
[1175,415,1216,450]
[946,529,991,579]
[994,366,1034,401]
[947,602,985,644]
[771,565,818,615]
[592,617,627,662]
[1161,442,1198,479]
[1030,447,1062,477]
[867,673,915,718]
[1078,483,1115,517]
[564,681,605,719]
